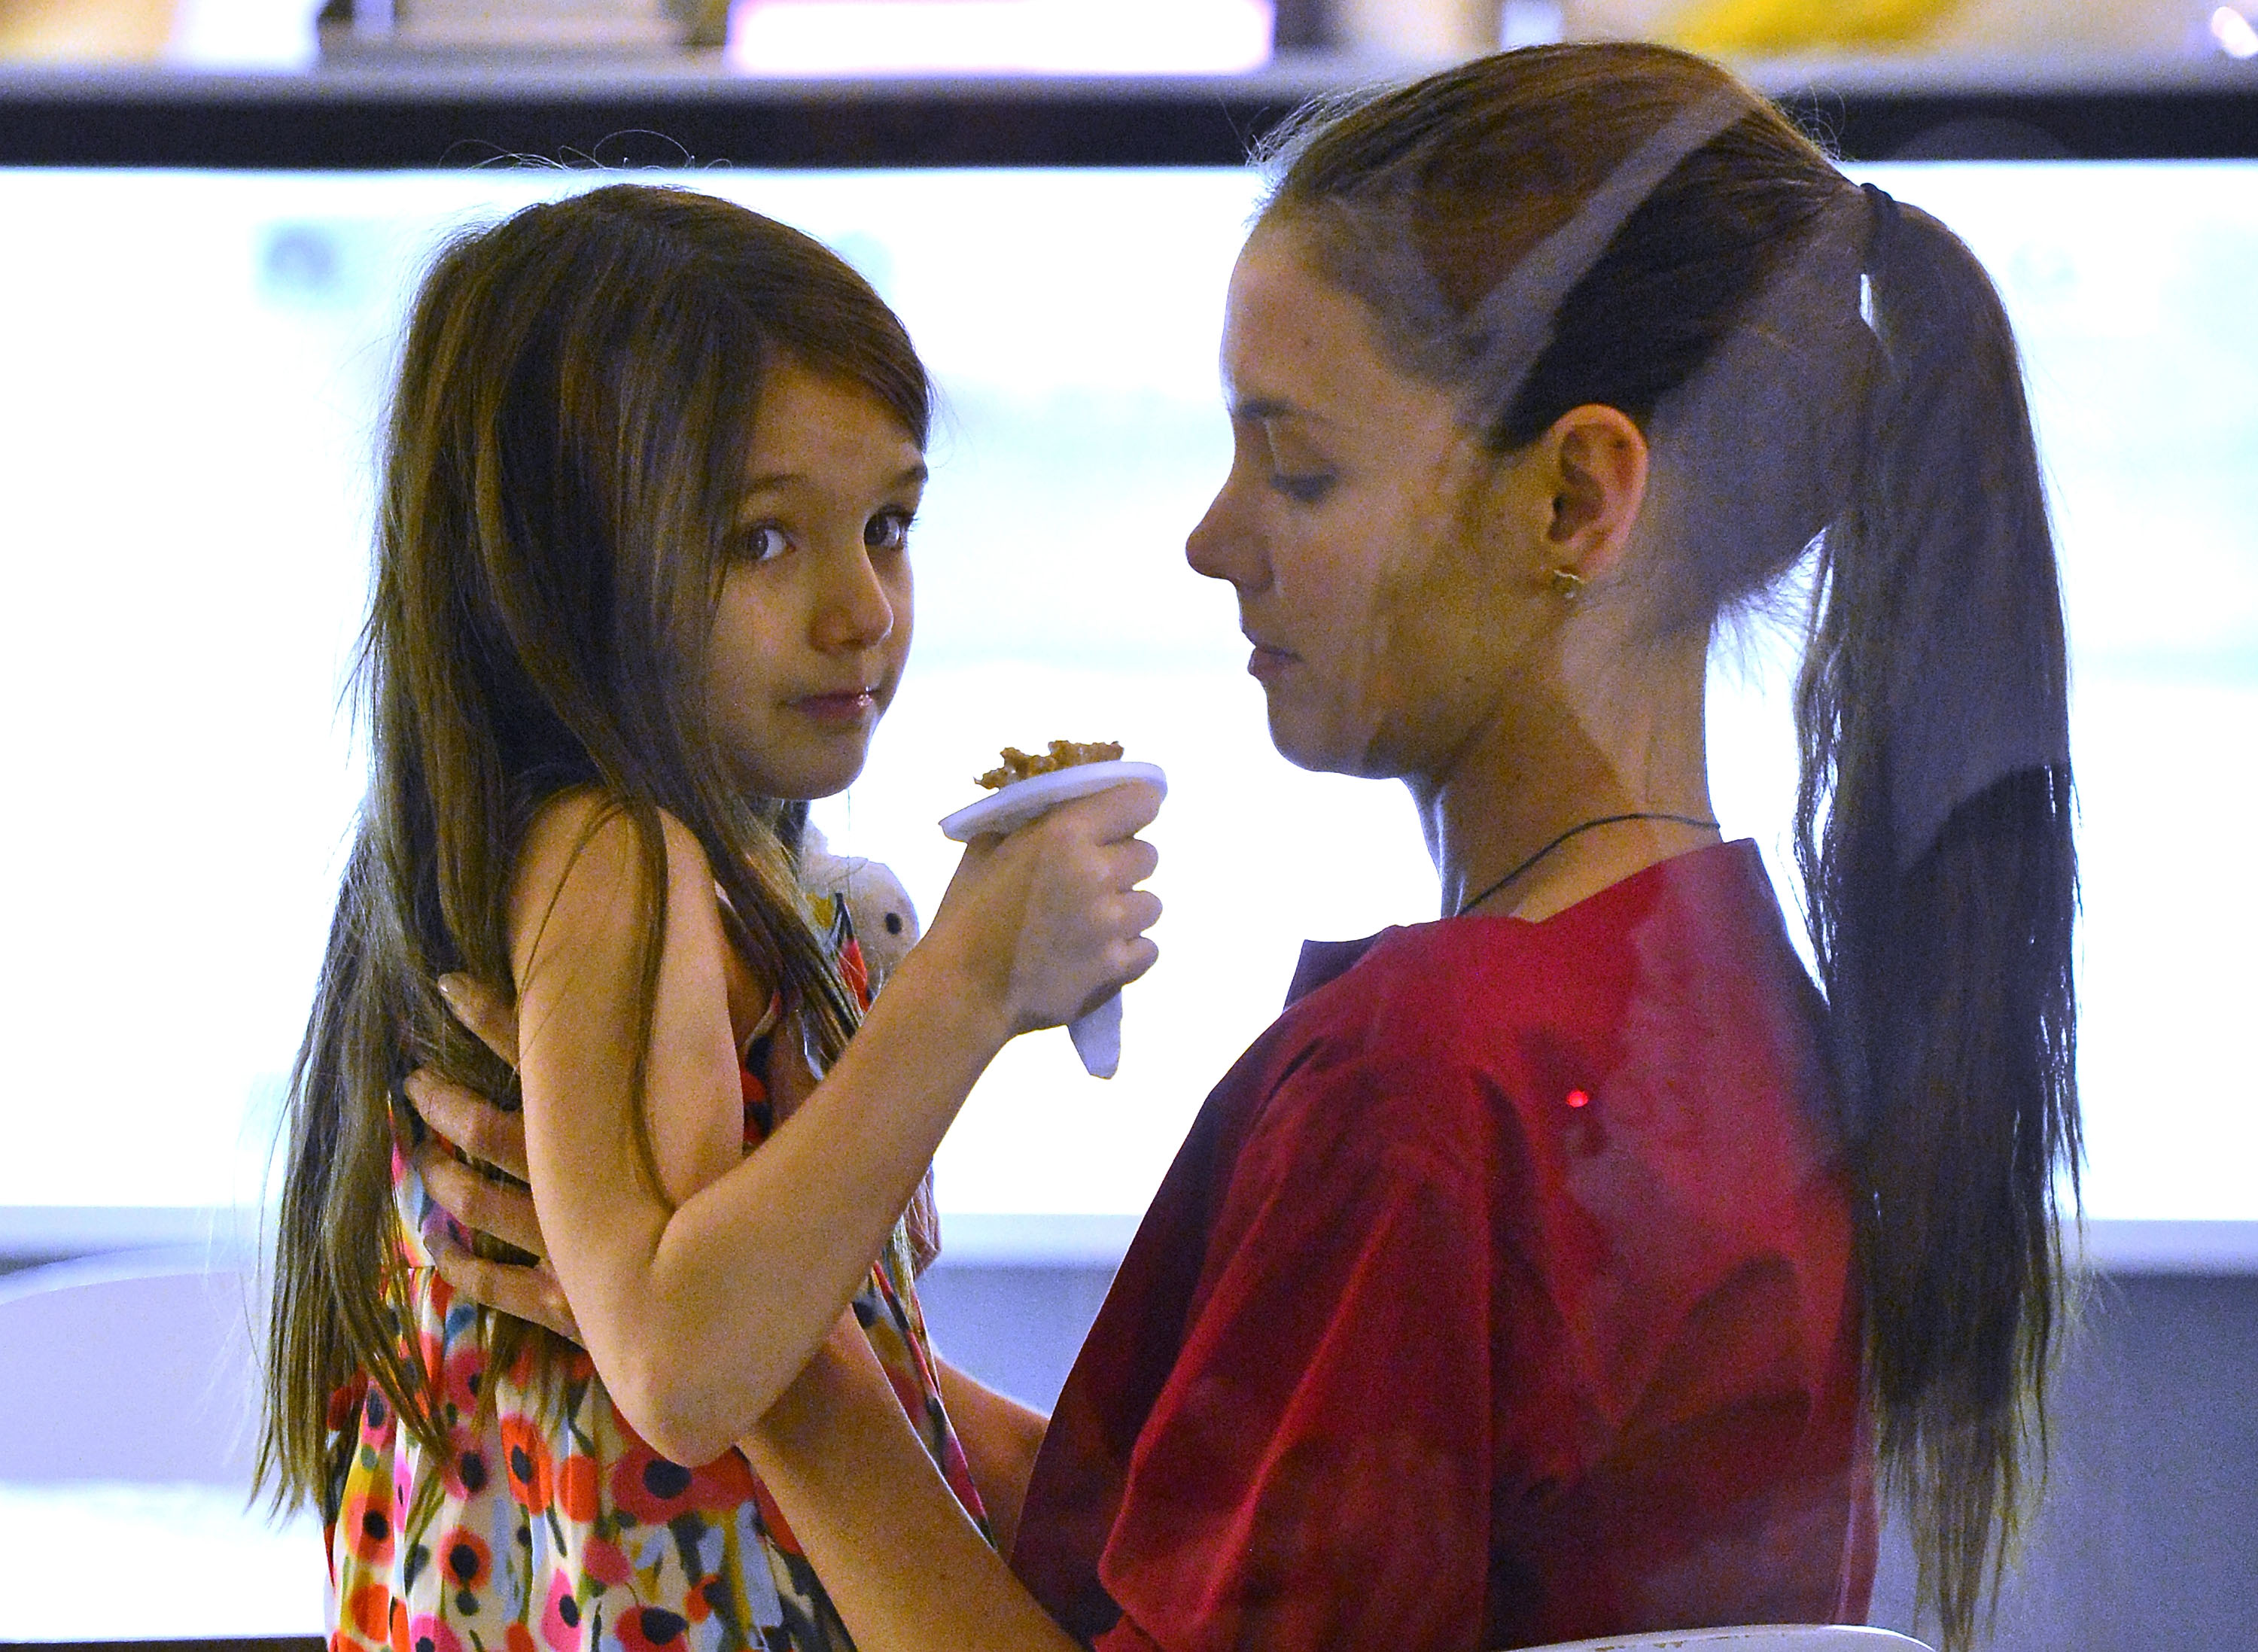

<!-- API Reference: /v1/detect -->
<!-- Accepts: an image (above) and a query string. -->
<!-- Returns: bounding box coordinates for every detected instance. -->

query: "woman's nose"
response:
[814,549,895,652]
[1185,484,1263,591]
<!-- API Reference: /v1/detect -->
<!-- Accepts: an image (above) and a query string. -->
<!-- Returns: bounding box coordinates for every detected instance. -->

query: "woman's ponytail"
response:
[1794,189,2080,1652]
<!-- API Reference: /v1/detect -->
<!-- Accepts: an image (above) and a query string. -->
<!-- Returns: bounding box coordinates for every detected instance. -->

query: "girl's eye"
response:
[1270,473,1336,506]
[737,525,790,564]
[865,510,914,553]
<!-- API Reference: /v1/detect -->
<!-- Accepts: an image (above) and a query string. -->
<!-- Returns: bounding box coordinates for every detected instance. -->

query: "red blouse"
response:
[1012,841,1876,1652]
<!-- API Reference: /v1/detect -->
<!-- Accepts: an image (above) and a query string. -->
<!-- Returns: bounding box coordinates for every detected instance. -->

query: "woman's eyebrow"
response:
[1230,395,1328,427]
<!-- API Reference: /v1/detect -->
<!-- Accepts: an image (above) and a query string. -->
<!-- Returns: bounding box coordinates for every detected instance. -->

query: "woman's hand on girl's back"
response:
[402,985,586,1348]
[914,780,1164,1036]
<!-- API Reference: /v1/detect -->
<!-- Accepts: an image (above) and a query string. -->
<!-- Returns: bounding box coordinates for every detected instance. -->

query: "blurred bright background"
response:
[0,157,2251,1259]
[5,0,2258,70]
[2,12,2254,1642]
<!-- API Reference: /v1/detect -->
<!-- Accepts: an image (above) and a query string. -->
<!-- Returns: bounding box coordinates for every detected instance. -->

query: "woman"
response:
[413,41,2077,1652]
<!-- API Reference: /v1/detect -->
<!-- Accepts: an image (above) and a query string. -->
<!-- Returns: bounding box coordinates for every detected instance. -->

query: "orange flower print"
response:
[610,1442,693,1523]
[698,1450,756,1504]
[440,1337,486,1418]
[614,1605,691,1652]
[339,1485,395,1568]
[556,1452,601,1523]
[610,1441,751,1526]
[500,1415,555,1514]
[327,1374,370,1434]
[437,1526,492,1594]
[359,1386,394,1444]
[447,1438,491,1499]
[344,1582,392,1642]
[584,1532,634,1587]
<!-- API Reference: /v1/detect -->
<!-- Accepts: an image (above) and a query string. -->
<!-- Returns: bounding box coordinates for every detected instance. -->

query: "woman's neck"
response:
[1413,638,1718,923]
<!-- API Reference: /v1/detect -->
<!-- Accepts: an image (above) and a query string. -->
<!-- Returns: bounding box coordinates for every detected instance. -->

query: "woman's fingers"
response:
[428,1231,583,1346]
[437,973,520,1066]
[414,1140,549,1259]
[403,1068,533,1181]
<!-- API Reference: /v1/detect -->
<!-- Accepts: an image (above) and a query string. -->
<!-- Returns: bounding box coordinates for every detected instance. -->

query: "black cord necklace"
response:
[1453,811,1721,917]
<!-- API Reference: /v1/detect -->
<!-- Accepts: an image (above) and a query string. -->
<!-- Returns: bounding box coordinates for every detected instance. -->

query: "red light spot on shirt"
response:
[1566,1089,1590,1109]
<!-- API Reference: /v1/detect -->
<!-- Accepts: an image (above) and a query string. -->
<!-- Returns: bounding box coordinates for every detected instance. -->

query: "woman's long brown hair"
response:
[260,184,931,1513]
[1261,45,2079,1652]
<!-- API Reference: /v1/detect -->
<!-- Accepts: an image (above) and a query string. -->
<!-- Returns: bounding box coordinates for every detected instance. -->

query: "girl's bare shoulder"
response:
[509,789,720,964]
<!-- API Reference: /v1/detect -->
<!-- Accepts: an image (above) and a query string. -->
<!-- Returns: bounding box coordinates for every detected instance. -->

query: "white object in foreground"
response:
[939,759,1169,1079]
[1508,1626,1932,1652]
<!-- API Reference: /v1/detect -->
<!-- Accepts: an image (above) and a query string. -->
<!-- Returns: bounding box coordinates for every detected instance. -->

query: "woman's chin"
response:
[1264,706,1389,780]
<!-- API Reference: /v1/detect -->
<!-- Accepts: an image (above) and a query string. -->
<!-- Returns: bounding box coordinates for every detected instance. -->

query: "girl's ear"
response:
[1541,403,1649,583]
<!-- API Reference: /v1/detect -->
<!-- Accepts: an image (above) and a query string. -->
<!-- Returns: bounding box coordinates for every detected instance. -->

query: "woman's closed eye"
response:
[1269,473,1337,506]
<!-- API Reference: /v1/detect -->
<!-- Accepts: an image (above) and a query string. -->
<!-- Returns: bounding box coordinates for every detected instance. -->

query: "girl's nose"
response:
[814,548,896,653]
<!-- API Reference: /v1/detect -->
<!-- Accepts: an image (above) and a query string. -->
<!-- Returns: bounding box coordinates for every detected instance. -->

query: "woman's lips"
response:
[1246,643,1295,683]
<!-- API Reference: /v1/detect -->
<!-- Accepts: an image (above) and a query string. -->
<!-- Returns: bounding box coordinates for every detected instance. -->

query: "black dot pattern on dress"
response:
[644,1458,693,1499]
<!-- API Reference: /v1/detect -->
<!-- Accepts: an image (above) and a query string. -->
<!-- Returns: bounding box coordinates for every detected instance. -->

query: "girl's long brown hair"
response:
[1261,46,2078,1652]
[260,184,931,1511]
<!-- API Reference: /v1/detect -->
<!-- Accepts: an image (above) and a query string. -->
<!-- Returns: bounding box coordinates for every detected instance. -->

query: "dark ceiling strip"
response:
[0,65,2253,169]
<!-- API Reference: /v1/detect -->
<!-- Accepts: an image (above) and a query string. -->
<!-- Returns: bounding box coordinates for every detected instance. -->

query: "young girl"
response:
[260,183,1161,1652]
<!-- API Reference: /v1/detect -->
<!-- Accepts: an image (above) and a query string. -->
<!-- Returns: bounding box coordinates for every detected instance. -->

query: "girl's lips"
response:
[793,689,878,724]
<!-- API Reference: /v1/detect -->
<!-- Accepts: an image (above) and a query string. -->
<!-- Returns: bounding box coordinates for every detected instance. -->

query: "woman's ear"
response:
[1543,404,1649,581]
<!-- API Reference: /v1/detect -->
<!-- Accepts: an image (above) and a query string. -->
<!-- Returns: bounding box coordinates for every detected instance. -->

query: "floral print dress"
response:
[324,893,986,1652]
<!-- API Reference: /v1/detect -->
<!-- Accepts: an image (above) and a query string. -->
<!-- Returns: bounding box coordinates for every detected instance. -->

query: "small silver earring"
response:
[1547,566,1586,601]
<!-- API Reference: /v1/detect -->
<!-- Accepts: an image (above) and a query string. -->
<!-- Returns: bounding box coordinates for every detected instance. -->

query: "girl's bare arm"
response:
[411,1051,1050,1551]
[507,787,1158,1468]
